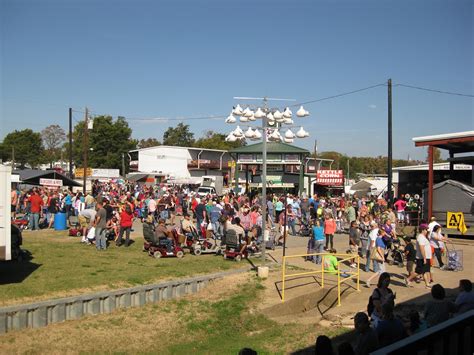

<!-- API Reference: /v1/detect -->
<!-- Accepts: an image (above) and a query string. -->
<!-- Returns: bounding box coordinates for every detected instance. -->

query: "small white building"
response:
[128,146,232,181]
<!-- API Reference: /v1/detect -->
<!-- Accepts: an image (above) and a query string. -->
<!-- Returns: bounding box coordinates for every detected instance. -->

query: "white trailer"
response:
[0,165,12,261]
[197,175,224,197]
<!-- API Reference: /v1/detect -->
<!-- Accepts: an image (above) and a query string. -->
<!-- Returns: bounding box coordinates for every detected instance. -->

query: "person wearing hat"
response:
[155,218,173,253]
[142,215,156,244]
[403,236,416,280]
[406,224,432,288]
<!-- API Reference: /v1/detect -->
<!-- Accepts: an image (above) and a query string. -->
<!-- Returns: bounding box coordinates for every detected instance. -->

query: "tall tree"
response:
[72,116,137,171]
[163,123,195,147]
[2,129,44,168]
[137,137,161,149]
[194,130,245,150]
[41,124,66,168]
[427,147,444,163]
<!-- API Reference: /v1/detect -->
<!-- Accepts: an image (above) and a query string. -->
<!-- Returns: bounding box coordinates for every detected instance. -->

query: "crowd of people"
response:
[10,180,472,353]
[315,275,474,355]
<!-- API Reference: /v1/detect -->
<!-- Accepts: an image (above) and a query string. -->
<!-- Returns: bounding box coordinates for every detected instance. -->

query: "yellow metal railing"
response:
[281,253,360,306]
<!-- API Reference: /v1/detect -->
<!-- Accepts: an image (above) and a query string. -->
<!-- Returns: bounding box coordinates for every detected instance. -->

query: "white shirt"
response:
[428,221,440,235]
[369,228,379,248]
[416,233,432,259]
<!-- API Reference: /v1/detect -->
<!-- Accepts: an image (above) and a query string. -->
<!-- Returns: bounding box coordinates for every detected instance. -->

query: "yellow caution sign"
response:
[446,212,468,235]
[74,168,93,178]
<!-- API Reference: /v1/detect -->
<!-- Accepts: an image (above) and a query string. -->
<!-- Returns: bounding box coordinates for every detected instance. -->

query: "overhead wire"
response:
[394,83,474,98]
[64,81,474,125]
[291,83,387,107]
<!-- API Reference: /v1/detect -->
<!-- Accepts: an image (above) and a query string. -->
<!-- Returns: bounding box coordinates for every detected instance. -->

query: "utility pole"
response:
[69,107,73,178]
[11,146,15,170]
[261,97,267,263]
[122,153,126,177]
[347,159,350,180]
[387,79,393,205]
[82,107,89,195]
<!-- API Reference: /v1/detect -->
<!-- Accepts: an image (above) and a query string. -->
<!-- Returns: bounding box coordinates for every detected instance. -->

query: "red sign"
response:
[316,170,344,186]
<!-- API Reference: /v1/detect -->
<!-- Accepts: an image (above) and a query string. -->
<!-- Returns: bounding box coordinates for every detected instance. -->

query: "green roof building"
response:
[229,142,310,195]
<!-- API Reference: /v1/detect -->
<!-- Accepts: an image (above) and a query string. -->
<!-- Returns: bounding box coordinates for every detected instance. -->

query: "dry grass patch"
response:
[0,273,349,354]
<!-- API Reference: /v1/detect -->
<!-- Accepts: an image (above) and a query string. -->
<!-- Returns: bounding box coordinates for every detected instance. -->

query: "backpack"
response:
[367,287,393,316]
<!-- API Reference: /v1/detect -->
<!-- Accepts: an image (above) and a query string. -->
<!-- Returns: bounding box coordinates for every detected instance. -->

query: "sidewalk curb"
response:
[0,267,253,334]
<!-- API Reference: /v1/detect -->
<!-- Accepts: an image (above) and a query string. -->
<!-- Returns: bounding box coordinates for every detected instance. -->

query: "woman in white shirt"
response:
[430,225,447,269]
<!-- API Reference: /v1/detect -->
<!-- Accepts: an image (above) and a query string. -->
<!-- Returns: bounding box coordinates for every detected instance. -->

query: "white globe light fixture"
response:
[296,127,306,138]
[273,110,283,120]
[225,114,237,124]
[283,107,292,118]
[226,132,237,142]
[243,107,254,117]
[254,107,265,118]
[233,126,244,137]
[232,104,243,116]
[244,127,255,138]
[285,129,295,139]
[296,105,309,117]
[253,129,262,139]
[227,97,311,263]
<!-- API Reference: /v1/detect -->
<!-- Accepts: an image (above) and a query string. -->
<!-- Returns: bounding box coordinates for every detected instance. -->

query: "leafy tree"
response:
[72,116,137,171]
[41,124,66,168]
[2,129,44,168]
[137,137,161,149]
[427,147,444,163]
[194,130,245,150]
[163,123,195,147]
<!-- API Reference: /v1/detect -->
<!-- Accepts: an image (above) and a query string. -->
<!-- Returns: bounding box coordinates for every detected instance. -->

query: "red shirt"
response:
[29,194,43,213]
[324,218,337,235]
[120,211,133,227]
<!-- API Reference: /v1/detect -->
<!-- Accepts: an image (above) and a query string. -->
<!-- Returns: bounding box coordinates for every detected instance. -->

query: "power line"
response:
[291,83,387,107]
[68,81,473,124]
[395,83,474,98]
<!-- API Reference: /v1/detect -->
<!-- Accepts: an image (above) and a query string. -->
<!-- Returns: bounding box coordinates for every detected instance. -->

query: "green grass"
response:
[0,229,252,305]
[0,274,350,354]
[162,277,348,354]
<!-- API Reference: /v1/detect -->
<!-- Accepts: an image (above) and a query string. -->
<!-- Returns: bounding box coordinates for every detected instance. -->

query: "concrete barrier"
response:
[0,268,250,334]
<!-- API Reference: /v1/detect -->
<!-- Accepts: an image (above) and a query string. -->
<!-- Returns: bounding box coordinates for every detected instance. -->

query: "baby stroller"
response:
[388,237,405,268]
[298,218,311,237]
[444,240,463,272]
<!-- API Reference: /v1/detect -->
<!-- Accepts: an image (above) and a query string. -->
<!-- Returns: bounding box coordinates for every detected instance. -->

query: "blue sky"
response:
[1,0,473,160]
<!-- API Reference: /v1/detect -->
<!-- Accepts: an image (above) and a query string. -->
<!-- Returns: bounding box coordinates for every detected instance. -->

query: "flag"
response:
[447,211,468,235]
[458,213,468,235]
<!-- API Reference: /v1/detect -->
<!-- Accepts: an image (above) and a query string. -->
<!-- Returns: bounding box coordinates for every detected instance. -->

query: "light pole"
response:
[225,97,310,262]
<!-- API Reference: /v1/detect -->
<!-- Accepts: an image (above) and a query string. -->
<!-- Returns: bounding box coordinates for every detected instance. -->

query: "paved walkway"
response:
[266,232,474,319]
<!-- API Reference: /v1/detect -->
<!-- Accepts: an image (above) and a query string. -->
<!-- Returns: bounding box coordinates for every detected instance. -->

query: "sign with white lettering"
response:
[316,170,344,186]
[40,178,63,187]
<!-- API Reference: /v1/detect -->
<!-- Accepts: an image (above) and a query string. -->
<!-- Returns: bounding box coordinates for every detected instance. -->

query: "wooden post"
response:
[428,146,434,220]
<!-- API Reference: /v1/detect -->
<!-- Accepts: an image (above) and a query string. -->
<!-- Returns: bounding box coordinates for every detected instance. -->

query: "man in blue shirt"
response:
[312,219,325,264]
[209,202,222,238]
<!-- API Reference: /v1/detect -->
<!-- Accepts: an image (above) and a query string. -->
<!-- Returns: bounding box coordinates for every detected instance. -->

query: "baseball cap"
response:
[419,223,429,231]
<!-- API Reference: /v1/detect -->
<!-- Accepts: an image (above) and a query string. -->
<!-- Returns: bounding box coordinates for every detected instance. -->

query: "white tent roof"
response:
[350,178,387,196]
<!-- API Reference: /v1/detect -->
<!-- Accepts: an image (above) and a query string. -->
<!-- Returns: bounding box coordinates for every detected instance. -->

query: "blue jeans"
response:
[196,218,204,237]
[29,213,40,230]
[212,221,221,238]
[313,240,325,264]
[365,249,380,272]
[289,219,297,235]
[96,227,107,250]
[159,238,173,252]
